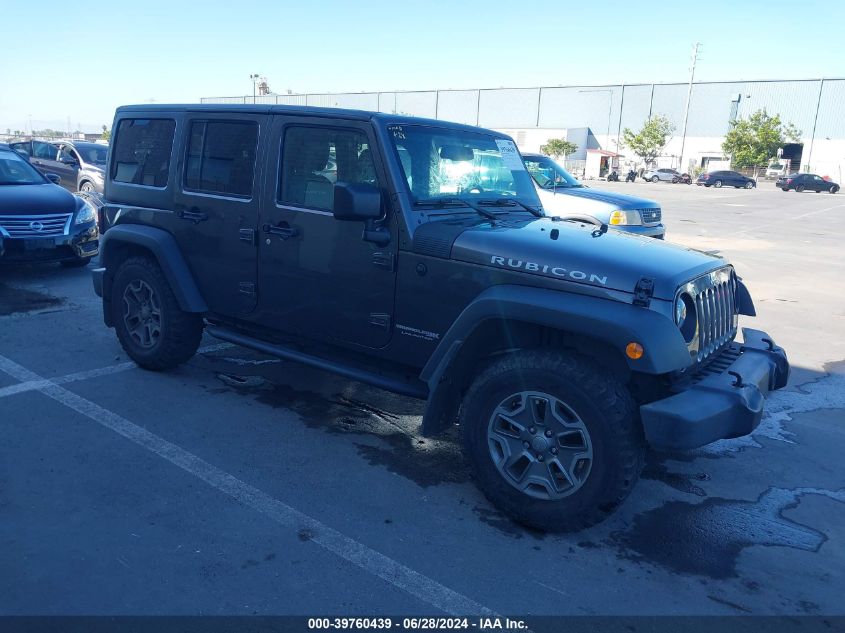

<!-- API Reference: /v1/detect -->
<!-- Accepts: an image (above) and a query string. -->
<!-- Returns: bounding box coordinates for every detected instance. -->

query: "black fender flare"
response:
[418,285,690,436]
[98,224,208,317]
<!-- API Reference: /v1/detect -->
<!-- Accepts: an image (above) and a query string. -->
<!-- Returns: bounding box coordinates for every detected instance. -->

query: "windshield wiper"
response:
[414,198,499,221]
[478,198,544,217]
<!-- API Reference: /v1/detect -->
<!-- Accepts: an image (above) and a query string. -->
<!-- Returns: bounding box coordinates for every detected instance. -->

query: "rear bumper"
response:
[640,328,790,450]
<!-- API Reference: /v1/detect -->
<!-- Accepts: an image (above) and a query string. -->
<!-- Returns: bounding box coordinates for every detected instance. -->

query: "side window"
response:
[10,142,31,156]
[32,141,57,160]
[278,126,377,211]
[183,120,258,197]
[59,146,78,162]
[111,118,176,187]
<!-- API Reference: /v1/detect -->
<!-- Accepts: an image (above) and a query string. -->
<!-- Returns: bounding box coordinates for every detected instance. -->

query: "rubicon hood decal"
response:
[489,255,608,285]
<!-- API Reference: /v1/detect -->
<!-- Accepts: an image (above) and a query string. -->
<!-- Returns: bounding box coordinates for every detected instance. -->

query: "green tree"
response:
[101,125,111,141]
[722,109,801,170]
[621,115,675,165]
[539,138,578,160]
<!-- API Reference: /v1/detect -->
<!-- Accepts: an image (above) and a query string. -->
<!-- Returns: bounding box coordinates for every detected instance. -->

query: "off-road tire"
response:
[460,350,644,532]
[111,256,203,370]
[60,257,92,268]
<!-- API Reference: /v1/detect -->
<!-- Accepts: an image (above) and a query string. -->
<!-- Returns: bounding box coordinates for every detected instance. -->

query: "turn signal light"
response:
[626,342,644,360]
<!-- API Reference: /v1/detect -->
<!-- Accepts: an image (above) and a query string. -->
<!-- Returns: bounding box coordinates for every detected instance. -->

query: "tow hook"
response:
[728,371,745,388]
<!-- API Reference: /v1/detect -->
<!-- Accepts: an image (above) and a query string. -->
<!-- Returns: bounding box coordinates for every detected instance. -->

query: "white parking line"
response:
[0,352,493,616]
[0,342,233,400]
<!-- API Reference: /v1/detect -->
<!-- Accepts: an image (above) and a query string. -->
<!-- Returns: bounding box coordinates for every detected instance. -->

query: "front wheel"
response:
[460,350,644,532]
[79,181,96,193]
[745,182,754,189]
[650,176,659,183]
[714,180,723,188]
[830,185,840,194]
[111,256,203,370]
[781,187,790,192]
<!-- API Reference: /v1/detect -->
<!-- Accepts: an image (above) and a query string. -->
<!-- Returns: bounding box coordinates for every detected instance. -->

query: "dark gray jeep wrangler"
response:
[93,104,789,531]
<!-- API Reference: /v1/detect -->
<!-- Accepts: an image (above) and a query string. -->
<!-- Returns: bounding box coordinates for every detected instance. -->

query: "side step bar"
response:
[205,326,428,400]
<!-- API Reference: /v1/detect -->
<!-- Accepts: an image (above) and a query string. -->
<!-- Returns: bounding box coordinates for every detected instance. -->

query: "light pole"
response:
[249,73,260,103]
[678,42,701,172]
[579,89,613,152]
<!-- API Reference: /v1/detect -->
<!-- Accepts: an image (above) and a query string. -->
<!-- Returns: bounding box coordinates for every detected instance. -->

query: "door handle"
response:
[177,208,208,223]
[262,222,299,240]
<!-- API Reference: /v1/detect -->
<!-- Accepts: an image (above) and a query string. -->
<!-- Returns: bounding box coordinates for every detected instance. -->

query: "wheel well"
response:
[422,318,631,436]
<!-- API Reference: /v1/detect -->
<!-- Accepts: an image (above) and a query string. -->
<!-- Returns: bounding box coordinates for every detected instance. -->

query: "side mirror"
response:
[45,173,62,184]
[333,182,382,221]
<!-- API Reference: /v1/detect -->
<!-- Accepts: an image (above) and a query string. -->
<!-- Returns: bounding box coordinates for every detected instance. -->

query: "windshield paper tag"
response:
[495,140,525,171]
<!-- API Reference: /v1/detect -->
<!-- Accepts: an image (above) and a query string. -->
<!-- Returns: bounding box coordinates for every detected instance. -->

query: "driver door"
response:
[254,116,397,349]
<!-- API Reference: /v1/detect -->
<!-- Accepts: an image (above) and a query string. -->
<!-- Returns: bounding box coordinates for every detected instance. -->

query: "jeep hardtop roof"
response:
[115,104,510,138]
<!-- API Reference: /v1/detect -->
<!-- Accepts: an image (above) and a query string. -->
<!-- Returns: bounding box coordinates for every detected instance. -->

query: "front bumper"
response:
[0,223,99,263]
[614,223,666,239]
[640,328,790,450]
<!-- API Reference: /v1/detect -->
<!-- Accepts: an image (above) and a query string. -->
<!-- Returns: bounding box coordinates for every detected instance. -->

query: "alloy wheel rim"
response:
[486,391,594,500]
[122,279,162,349]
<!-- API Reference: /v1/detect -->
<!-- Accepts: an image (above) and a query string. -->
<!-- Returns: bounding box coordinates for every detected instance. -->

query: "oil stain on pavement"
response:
[612,487,845,578]
[0,282,63,316]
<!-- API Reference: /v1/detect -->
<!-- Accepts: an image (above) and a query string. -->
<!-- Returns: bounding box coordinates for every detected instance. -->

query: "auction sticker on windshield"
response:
[495,139,525,171]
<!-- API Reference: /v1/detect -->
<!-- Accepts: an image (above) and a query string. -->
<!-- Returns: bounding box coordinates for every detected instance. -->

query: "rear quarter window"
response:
[111,118,176,188]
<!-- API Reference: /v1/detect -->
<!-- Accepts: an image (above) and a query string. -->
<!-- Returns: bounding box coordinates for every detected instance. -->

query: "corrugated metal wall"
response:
[201,78,843,140]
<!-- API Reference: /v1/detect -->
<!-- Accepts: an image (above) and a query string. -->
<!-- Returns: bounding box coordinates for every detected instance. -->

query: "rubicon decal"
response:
[490,256,608,286]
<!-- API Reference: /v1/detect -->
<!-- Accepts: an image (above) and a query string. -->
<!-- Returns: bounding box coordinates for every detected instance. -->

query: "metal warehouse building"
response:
[202,78,845,180]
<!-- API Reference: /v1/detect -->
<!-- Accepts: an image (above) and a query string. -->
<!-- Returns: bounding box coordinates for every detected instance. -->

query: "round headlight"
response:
[675,293,697,343]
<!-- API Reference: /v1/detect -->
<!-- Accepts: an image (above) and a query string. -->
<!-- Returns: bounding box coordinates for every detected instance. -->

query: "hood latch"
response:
[633,277,654,307]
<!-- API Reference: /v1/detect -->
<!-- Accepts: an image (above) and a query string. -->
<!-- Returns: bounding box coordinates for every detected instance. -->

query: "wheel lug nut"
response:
[537,455,544,462]
[545,430,553,437]
[529,427,536,434]
[551,447,558,455]
[523,441,530,449]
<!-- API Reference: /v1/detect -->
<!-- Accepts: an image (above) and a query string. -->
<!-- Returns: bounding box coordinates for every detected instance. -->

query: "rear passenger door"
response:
[172,113,268,316]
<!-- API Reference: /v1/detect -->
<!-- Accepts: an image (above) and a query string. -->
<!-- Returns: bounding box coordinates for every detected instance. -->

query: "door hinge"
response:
[369,313,391,329]
[239,228,256,244]
[633,277,654,307]
[238,282,256,296]
[372,252,395,271]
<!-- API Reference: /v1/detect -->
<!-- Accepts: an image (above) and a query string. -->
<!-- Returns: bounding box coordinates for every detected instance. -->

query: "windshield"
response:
[523,155,583,189]
[387,124,540,207]
[76,144,109,164]
[0,152,46,185]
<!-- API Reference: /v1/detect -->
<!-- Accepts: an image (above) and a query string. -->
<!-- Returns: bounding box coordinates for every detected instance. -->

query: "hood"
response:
[0,183,77,215]
[535,185,659,218]
[443,216,725,300]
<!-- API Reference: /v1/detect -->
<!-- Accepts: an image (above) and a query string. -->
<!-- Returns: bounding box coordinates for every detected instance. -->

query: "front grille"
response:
[0,213,72,237]
[638,208,662,224]
[688,269,738,363]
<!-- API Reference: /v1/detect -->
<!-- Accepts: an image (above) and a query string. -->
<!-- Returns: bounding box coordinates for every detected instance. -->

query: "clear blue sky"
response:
[2,0,843,133]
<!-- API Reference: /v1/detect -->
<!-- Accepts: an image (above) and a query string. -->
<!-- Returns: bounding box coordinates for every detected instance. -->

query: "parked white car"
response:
[522,153,665,238]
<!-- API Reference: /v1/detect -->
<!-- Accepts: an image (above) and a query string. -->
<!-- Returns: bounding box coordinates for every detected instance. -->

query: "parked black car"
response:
[7,138,108,193]
[776,173,840,193]
[93,104,788,532]
[0,146,99,266]
[696,170,756,189]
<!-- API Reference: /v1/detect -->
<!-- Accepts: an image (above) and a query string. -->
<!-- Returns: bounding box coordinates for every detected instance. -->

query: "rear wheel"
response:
[460,350,644,532]
[796,185,805,192]
[111,256,203,370]
[781,187,789,192]
[650,176,659,183]
[714,180,722,188]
